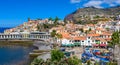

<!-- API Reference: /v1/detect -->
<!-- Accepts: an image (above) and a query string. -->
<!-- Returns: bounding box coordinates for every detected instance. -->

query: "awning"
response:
[74,43,81,46]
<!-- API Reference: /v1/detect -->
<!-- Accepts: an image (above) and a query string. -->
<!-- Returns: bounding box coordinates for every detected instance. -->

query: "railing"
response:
[0,34,51,40]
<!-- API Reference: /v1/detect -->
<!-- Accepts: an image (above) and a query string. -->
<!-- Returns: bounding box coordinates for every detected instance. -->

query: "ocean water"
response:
[0,46,32,65]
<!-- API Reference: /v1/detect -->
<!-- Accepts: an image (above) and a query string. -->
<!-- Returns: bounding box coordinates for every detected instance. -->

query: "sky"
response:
[0,0,120,27]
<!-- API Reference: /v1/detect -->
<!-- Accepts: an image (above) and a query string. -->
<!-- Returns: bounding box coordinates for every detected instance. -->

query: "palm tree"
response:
[54,16,60,24]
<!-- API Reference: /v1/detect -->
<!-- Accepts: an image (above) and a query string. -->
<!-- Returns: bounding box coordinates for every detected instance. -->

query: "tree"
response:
[110,31,120,60]
[56,33,62,39]
[31,52,83,65]
[54,16,60,24]
[87,60,91,65]
[94,15,100,19]
[67,56,82,65]
[111,31,119,45]
[85,30,89,34]
[51,30,56,37]
[89,28,91,31]
[109,31,120,48]
[51,49,64,62]
[43,24,49,29]
[49,17,53,21]
[79,28,84,32]
[37,24,40,30]
[31,58,44,65]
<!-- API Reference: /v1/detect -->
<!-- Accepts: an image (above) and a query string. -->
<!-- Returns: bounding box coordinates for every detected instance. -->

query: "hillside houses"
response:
[4,19,56,34]
[50,21,114,47]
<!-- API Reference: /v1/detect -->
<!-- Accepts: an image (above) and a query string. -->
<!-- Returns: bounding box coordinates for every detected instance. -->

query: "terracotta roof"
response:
[87,34,100,37]
[92,37,107,42]
[105,38,111,41]
[61,33,71,39]
[96,28,104,31]
[101,32,112,36]
[73,36,86,40]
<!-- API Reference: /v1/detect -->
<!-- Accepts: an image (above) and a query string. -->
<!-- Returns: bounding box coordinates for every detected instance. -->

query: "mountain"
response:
[64,6,120,23]
[0,27,11,33]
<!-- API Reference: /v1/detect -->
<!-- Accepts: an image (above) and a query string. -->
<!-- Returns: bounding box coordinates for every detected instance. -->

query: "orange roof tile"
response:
[96,28,104,31]
[87,34,100,37]
[105,38,111,41]
[73,36,86,40]
[101,32,112,36]
[61,33,71,39]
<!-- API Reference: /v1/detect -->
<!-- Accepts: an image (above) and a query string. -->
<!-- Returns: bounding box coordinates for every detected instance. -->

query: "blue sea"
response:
[0,46,32,65]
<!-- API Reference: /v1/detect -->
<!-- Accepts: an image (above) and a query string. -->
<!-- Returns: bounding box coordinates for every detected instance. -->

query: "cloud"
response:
[103,0,115,4]
[70,0,80,4]
[70,0,120,8]
[116,0,120,4]
[109,4,116,7]
[103,0,120,6]
[83,0,103,8]
[103,0,120,4]
[103,0,117,6]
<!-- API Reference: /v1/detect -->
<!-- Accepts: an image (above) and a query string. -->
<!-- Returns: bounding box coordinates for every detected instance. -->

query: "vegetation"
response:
[111,31,120,45]
[51,30,57,37]
[51,49,64,61]
[108,31,120,47]
[107,61,118,65]
[50,30,62,39]
[79,28,84,33]
[31,49,82,65]
[65,6,120,23]
[87,60,91,65]
[76,20,98,25]
[108,31,120,63]
[56,33,62,39]
[54,16,60,24]
[67,56,82,65]
[37,16,61,32]
[48,17,54,21]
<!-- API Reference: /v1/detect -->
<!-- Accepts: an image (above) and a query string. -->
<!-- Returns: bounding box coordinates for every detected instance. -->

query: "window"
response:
[88,37,90,39]
[88,41,90,43]
[75,40,77,42]
[104,42,106,44]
